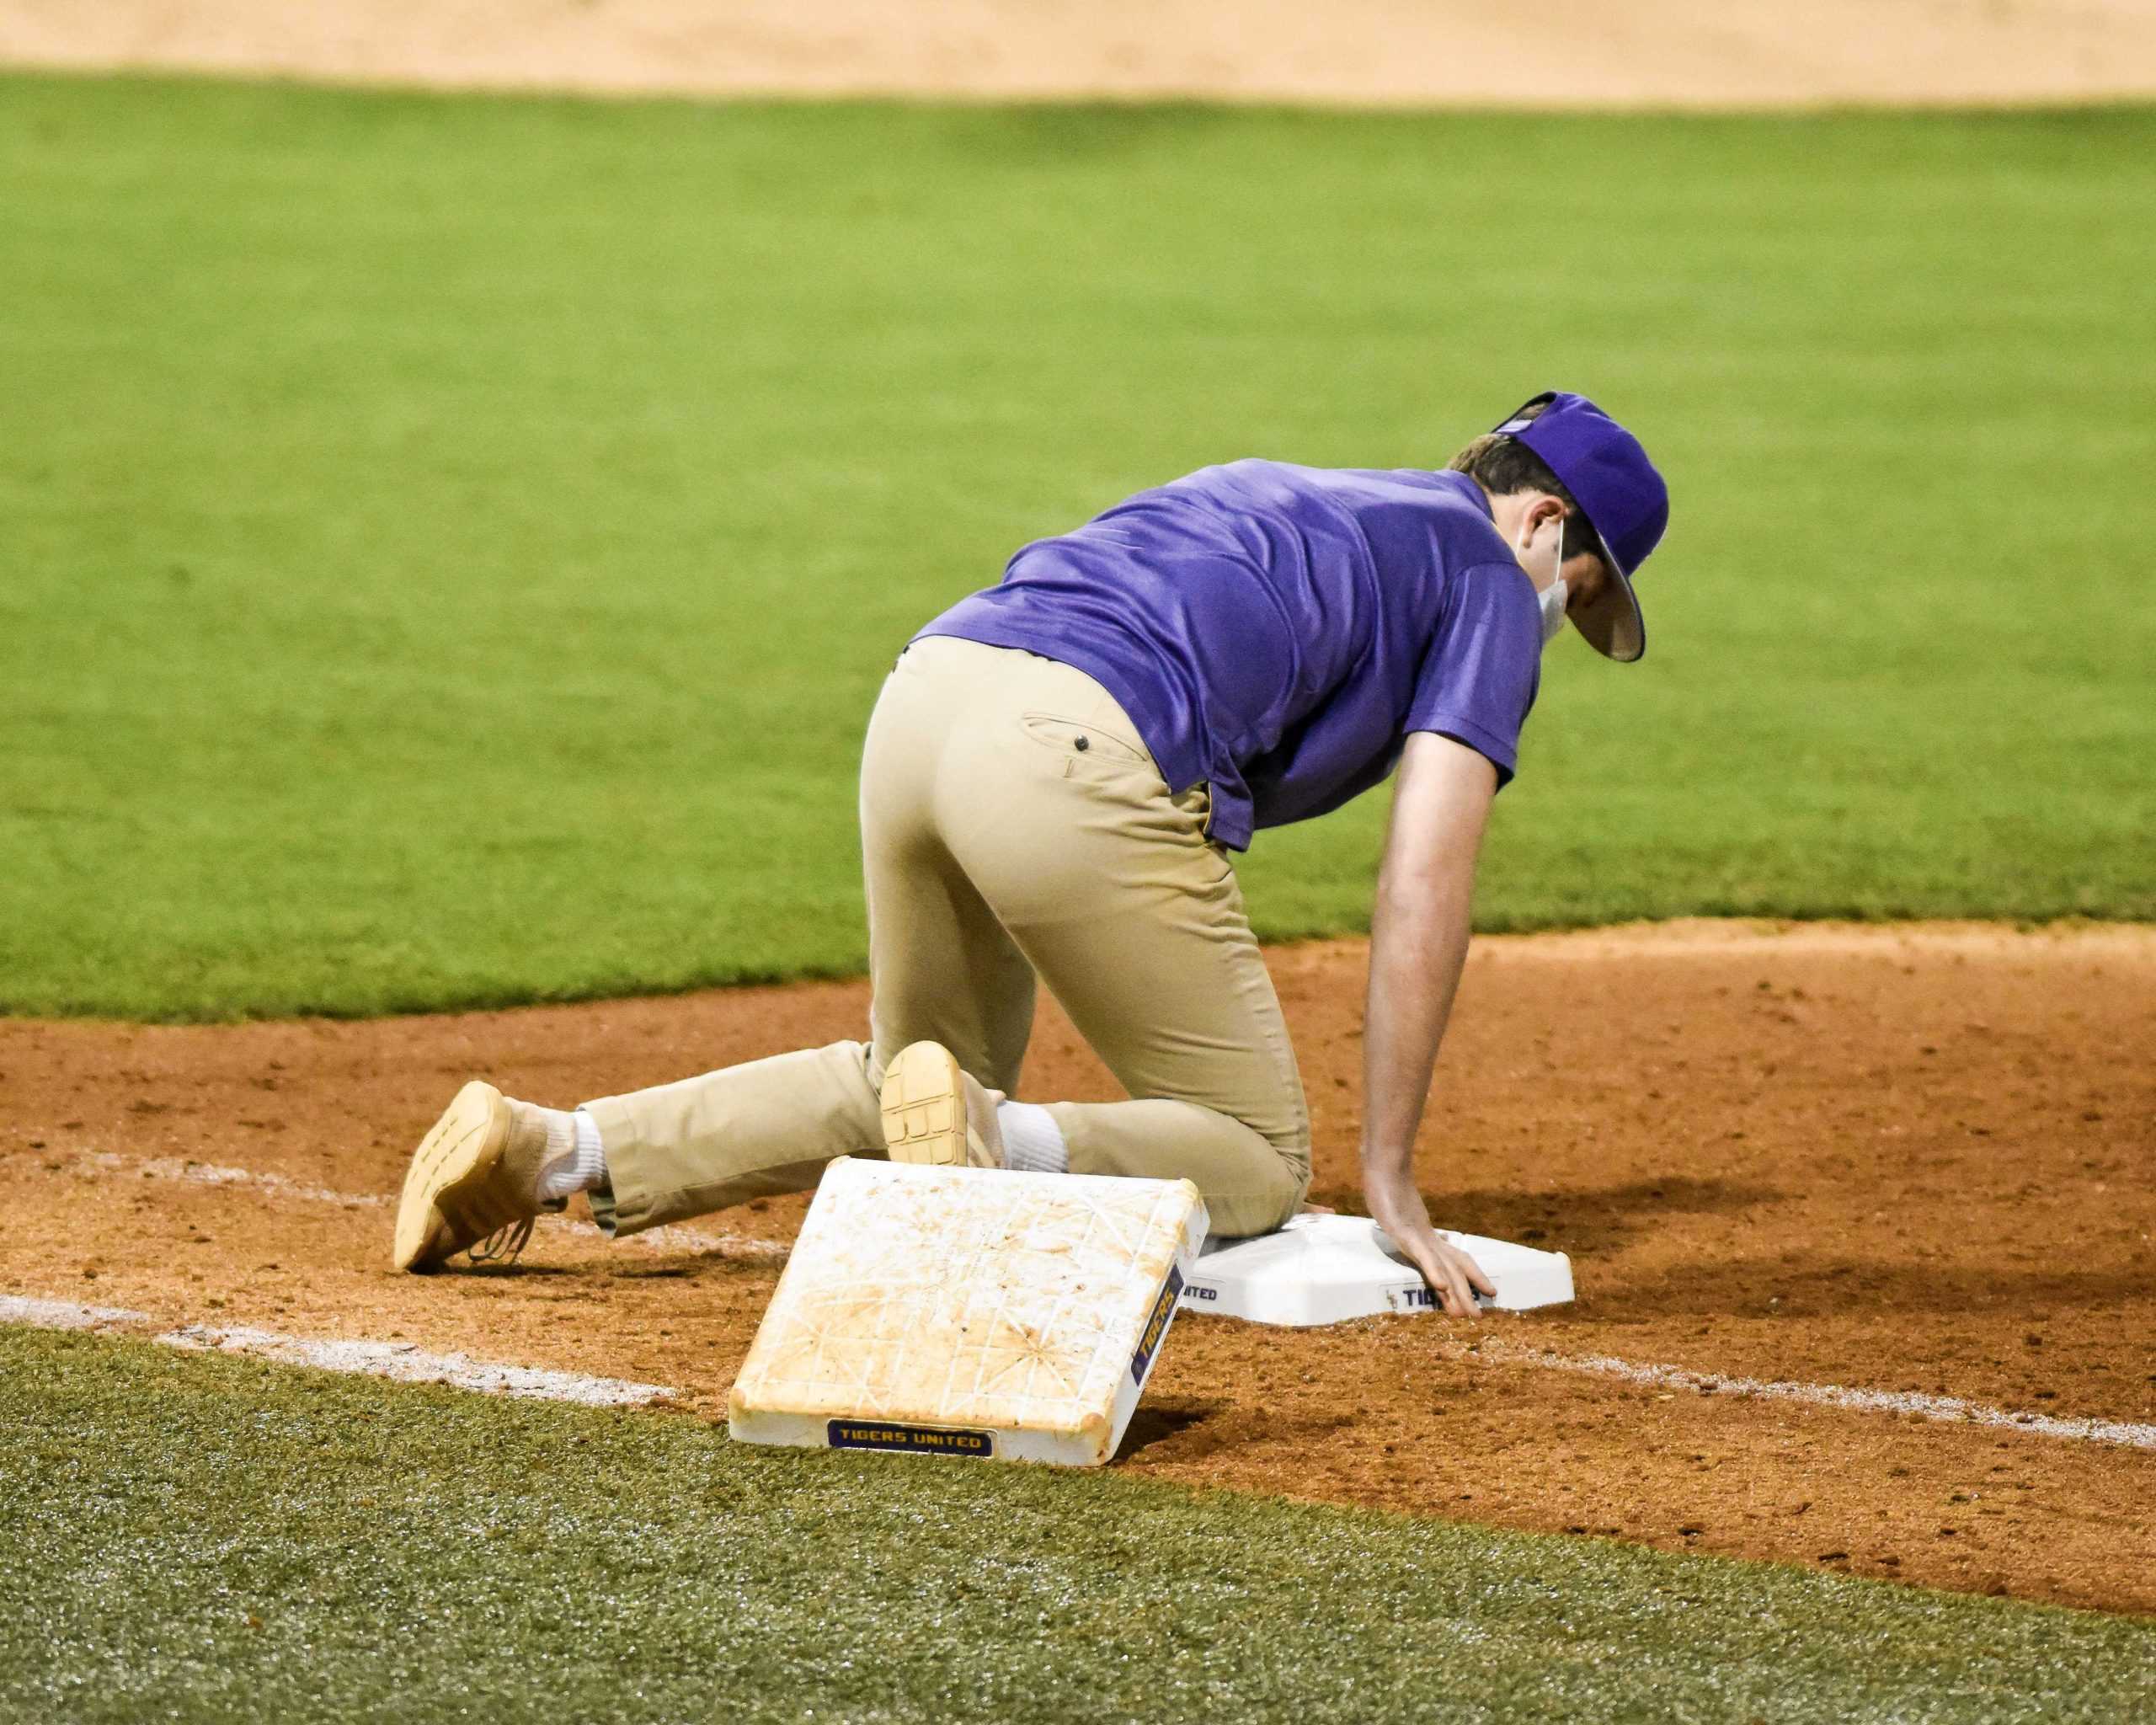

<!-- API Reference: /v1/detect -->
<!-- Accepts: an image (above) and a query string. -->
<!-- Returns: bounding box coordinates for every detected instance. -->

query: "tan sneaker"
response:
[878,1042,1006,1170]
[391,1081,555,1272]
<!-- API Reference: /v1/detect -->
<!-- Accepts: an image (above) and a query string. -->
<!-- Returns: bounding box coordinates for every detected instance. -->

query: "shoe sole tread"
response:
[880,1043,969,1167]
[392,1081,510,1271]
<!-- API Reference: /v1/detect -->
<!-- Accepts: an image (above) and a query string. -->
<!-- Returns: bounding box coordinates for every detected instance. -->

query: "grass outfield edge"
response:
[8,80,2152,1020]
[3,916,2149,1027]
[13,64,2156,119]
[3,1323,2153,1725]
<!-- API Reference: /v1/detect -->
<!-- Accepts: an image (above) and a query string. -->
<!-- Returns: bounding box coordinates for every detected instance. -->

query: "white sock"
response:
[995,1100,1067,1175]
[534,1107,609,1202]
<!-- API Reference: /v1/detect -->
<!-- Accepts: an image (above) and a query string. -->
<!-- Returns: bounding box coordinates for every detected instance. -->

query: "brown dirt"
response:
[4,0,2154,108]
[4,921,2153,1613]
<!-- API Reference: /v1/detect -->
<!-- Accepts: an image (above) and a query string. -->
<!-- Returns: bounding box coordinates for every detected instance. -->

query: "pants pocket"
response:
[1017,711,1152,768]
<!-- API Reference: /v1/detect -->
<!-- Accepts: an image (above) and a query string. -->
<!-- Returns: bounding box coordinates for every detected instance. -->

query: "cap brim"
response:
[1571,527,1645,663]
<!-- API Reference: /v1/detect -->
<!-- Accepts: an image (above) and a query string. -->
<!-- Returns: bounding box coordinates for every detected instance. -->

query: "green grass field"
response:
[6,1328,2150,1725]
[4,70,2153,1721]
[2,77,2152,1019]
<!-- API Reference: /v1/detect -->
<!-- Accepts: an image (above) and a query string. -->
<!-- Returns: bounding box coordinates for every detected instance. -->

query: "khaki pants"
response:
[584,636,1310,1238]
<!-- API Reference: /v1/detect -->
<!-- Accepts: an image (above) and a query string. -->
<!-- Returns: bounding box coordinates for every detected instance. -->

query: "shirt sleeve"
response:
[1402,562,1543,788]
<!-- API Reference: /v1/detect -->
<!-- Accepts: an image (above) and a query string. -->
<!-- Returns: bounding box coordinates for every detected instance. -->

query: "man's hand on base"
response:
[1364,1176,1495,1318]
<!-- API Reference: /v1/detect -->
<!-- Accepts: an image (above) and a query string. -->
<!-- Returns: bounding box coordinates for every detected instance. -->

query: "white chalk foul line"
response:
[11,1290,2153,1450]
[22,1159,2156,1449]
[1467,1339,2156,1451]
[595,1219,787,1262]
[74,1150,387,1209]
[1,1295,674,1408]
[0,1293,157,1331]
[63,1151,788,1263]
[157,1323,673,1407]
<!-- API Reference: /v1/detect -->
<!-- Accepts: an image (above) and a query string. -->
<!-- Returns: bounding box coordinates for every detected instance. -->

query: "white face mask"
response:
[1523,515,1567,648]
[1536,571,1568,647]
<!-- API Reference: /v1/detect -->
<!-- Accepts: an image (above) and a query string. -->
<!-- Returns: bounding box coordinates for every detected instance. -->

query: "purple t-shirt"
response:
[915,462,1541,851]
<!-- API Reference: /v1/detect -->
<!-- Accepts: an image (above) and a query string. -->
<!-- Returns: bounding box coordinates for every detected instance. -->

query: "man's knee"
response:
[1204,1153,1310,1238]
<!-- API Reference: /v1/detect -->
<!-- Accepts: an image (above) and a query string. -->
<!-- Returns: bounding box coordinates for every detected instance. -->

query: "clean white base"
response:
[1179,1215,1573,1327]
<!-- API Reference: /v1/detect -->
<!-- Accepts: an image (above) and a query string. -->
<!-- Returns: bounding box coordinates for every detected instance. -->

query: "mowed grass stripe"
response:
[4,1328,2151,1725]
[3,77,2153,1020]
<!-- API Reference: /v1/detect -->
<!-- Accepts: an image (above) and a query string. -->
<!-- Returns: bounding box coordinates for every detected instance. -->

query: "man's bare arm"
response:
[1359,730,1499,1316]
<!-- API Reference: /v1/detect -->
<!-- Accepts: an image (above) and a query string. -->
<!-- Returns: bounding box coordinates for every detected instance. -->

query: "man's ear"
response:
[1521,493,1566,539]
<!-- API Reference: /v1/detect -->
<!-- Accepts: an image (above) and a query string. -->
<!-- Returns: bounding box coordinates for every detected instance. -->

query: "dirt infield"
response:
[5,0,2155,107]
[4,921,2151,1613]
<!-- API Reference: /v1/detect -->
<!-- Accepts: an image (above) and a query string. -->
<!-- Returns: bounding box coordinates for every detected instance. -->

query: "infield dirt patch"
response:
[4,921,2151,1614]
[5,0,2155,107]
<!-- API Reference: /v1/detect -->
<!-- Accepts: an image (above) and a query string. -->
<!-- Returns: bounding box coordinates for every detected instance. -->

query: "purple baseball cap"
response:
[1493,390,1669,663]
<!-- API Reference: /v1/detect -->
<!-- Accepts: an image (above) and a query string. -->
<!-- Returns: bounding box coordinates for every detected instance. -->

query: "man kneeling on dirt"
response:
[393,392,1668,1316]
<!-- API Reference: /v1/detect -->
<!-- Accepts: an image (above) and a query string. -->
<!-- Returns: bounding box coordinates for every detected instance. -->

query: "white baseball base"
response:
[728,1158,1209,1467]
[1179,1214,1573,1327]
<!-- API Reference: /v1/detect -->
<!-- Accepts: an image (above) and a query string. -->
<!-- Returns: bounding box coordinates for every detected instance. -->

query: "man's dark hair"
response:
[1448,404,1604,568]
